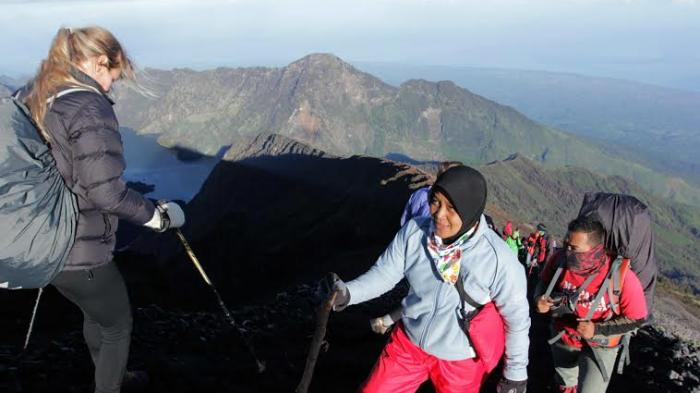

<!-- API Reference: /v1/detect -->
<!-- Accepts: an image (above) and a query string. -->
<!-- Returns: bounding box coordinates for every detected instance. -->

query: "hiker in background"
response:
[400,161,462,226]
[19,26,185,393]
[534,217,648,393]
[503,221,523,256]
[518,231,529,265]
[535,223,550,265]
[333,166,530,393]
[503,221,513,240]
[525,223,549,277]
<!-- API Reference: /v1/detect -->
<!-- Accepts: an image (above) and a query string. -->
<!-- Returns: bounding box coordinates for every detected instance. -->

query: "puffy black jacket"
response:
[32,71,155,270]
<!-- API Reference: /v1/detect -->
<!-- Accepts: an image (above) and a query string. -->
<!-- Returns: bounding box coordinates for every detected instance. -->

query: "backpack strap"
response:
[455,273,485,313]
[581,257,628,383]
[546,256,596,346]
[543,253,566,299]
[47,86,101,105]
[591,346,612,383]
[548,258,613,344]
[547,331,566,345]
[617,332,633,374]
[583,257,623,321]
[608,258,631,315]
[454,272,485,353]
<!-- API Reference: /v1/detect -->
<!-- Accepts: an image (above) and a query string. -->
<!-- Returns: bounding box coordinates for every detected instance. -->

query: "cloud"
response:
[0,0,697,89]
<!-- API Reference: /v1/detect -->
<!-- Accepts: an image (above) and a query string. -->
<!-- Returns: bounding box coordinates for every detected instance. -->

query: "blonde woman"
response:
[19,26,185,393]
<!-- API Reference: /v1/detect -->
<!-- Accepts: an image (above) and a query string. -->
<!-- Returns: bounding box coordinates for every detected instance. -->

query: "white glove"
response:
[143,201,186,232]
[159,201,185,229]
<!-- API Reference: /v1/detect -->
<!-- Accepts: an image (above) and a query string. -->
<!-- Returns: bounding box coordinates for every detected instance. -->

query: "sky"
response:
[1,0,699,91]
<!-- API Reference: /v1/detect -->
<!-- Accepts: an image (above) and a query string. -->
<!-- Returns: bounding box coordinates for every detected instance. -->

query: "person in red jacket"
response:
[525,224,548,276]
[534,217,648,393]
[535,223,548,264]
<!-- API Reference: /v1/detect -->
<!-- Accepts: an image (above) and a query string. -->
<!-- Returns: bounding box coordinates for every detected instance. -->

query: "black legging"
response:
[52,262,132,393]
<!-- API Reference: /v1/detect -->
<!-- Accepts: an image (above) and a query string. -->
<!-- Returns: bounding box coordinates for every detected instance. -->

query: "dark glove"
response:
[325,273,350,311]
[496,378,527,393]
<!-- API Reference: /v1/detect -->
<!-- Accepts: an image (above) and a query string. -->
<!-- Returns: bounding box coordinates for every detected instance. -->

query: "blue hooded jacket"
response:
[346,214,530,381]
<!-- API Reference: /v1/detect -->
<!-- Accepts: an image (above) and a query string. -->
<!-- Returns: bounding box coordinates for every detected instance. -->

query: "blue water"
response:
[120,128,221,202]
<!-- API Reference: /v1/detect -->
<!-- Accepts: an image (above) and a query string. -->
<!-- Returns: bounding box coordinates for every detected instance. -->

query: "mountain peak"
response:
[284,53,391,90]
[223,133,331,162]
[289,53,349,70]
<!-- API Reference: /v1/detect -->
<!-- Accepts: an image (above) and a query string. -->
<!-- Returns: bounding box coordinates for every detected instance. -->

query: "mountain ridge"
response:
[358,62,700,185]
[112,53,700,207]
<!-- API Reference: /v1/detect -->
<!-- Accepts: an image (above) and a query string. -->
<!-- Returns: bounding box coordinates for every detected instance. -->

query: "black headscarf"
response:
[430,165,487,244]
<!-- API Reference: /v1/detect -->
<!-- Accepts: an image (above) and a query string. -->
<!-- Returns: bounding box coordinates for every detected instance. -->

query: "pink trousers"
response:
[360,324,488,393]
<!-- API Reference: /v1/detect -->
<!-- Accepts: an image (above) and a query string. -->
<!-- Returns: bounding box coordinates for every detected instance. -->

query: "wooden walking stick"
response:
[296,274,340,393]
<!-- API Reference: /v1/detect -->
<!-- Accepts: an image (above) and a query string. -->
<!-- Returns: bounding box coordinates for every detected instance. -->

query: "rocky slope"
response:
[1,279,697,392]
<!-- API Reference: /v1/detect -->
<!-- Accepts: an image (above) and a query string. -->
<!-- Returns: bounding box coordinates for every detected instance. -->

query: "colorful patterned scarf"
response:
[565,243,607,275]
[427,225,475,284]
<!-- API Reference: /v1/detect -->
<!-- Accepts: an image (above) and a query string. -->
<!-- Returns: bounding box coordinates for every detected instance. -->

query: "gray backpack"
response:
[0,93,78,289]
[577,192,657,314]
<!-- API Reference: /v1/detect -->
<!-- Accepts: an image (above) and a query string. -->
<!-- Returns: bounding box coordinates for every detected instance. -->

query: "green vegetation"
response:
[360,63,700,186]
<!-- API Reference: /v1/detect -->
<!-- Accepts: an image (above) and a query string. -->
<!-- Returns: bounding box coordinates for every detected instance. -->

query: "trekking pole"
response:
[23,287,44,351]
[296,279,339,393]
[174,229,266,373]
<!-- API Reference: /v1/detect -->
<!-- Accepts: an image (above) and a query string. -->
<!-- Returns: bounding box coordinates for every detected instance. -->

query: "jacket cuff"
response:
[503,366,528,382]
[345,281,359,306]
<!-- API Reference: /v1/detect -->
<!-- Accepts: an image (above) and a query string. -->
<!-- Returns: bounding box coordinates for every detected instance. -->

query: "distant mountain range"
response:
[112,54,700,206]
[358,63,700,186]
[0,75,21,95]
[0,83,13,97]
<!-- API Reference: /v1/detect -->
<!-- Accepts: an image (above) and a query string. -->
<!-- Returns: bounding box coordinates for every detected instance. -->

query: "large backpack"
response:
[577,192,657,314]
[0,93,78,289]
[541,192,657,381]
[541,253,634,381]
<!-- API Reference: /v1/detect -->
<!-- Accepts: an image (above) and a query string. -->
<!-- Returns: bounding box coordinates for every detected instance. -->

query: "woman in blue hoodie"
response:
[333,166,530,393]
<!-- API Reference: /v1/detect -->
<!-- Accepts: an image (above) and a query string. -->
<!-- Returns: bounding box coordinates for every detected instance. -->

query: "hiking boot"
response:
[122,370,150,392]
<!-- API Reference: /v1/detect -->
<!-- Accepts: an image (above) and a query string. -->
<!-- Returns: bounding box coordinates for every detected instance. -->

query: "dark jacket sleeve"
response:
[69,97,155,224]
[595,317,646,336]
